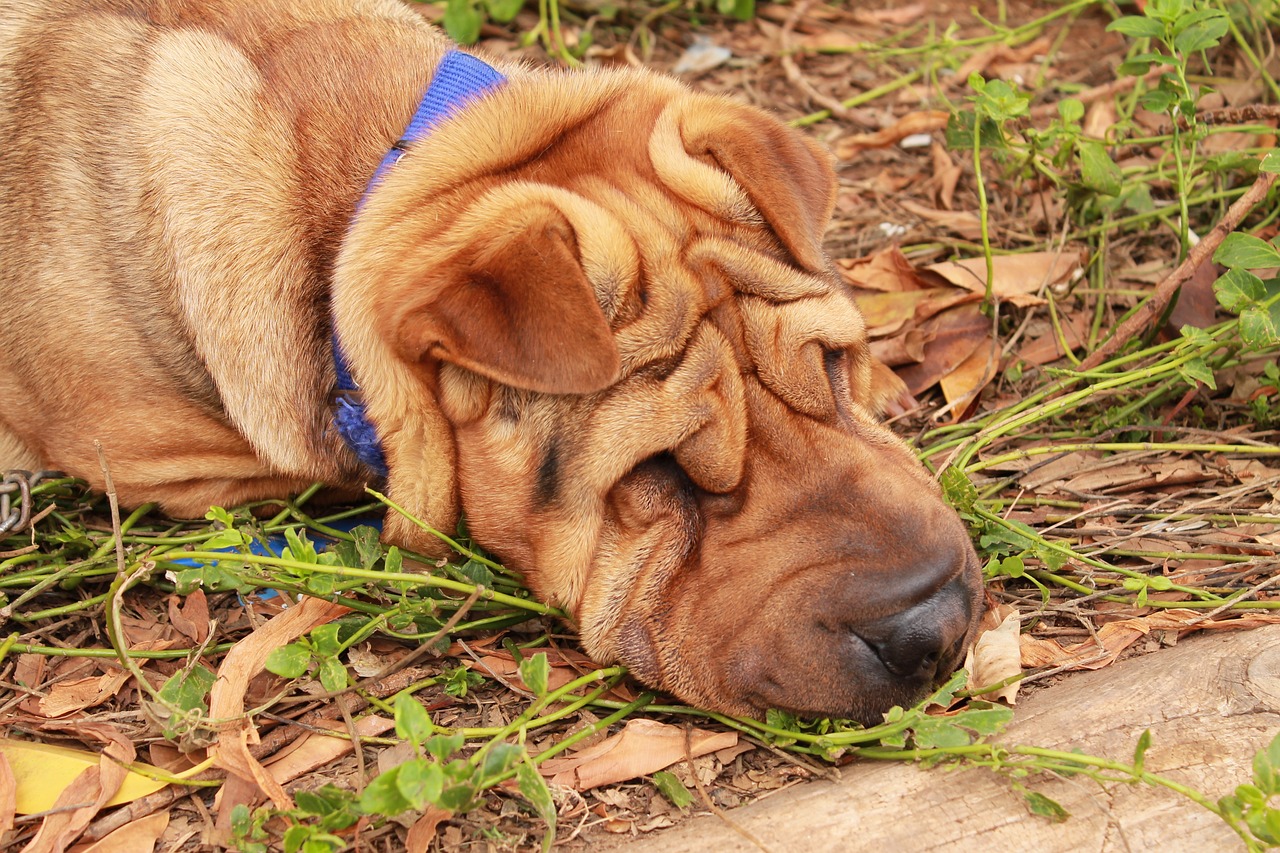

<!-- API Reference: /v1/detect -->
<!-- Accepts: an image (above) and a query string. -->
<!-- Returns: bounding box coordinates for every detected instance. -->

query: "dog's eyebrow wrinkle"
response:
[536,437,561,505]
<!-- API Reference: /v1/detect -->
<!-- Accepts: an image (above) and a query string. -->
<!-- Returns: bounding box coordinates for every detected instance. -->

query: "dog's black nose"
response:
[859,575,975,683]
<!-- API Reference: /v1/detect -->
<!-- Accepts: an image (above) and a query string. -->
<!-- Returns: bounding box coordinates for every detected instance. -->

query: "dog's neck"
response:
[332,50,507,477]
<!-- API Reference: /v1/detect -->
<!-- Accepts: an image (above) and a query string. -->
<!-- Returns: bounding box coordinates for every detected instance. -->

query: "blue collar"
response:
[333,51,507,477]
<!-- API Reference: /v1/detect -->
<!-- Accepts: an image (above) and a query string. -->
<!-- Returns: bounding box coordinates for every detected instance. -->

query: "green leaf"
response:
[204,527,249,550]
[519,653,551,698]
[454,558,494,587]
[157,663,216,712]
[1177,356,1216,390]
[1260,150,1280,174]
[309,623,343,656]
[394,695,435,748]
[651,770,694,809]
[909,715,973,749]
[1079,140,1122,197]
[944,110,1007,152]
[1133,729,1152,775]
[265,643,312,679]
[517,757,559,852]
[1023,790,1071,821]
[1172,15,1228,55]
[1057,98,1084,126]
[482,742,524,781]
[1214,232,1280,270]
[940,466,977,513]
[426,733,466,763]
[397,758,445,810]
[485,0,523,23]
[317,656,349,692]
[954,705,1013,737]
[443,0,483,44]
[384,546,403,574]
[359,766,411,816]
[1106,16,1165,39]
[284,527,318,564]
[1214,268,1267,313]
[1241,304,1280,349]
[350,526,383,569]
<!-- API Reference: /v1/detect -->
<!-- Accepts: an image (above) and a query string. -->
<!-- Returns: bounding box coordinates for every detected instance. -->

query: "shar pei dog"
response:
[0,0,984,723]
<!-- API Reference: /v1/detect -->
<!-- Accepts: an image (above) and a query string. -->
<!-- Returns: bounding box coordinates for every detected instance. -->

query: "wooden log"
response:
[616,626,1280,852]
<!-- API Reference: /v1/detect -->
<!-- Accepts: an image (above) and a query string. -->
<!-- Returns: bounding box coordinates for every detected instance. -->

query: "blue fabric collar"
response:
[333,51,507,478]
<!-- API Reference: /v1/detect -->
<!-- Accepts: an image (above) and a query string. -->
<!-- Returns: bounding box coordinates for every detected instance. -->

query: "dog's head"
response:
[334,68,984,723]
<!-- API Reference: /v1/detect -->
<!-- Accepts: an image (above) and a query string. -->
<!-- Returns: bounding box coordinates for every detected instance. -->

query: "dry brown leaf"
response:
[926,251,1082,307]
[0,753,14,835]
[940,340,997,416]
[1167,255,1221,331]
[406,805,453,853]
[168,590,209,644]
[1084,97,1118,140]
[838,247,933,292]
[1017,310,1090,366]
[1020,609,1211,671]
[850,4,925,25]
[77,811,169,853]
[24,734,135,853]
[930,142,963,210]
[895,303,989,396]
[869,329,928,368]
[209,597,351,818]
[964,605,1022,704]
[539,719,737,791]
[853,290,936,336]
[37,670,132,718]
[262,715,395,785]
[898,200,983,240]
[834,110,949,157]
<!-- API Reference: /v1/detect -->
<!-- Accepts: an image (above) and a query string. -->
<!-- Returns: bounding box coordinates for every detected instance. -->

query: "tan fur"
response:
[1,0,983,722]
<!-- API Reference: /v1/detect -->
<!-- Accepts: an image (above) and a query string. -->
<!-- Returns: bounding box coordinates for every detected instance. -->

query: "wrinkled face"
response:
[339,71,984,723]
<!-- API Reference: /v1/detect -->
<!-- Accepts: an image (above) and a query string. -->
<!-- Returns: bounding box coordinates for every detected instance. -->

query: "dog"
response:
[0,0,984,723]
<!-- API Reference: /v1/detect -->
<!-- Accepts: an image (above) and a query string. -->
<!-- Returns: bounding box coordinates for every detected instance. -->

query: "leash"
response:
[332,50,507,477]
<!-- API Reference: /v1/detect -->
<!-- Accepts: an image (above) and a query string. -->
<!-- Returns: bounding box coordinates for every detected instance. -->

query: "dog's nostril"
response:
[867,625,947,681]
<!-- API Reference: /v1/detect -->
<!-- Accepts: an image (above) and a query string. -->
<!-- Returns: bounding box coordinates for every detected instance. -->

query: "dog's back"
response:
[0,0,448,511]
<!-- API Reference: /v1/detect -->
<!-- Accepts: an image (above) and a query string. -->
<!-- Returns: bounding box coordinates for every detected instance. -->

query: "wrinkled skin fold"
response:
[0,0,985,724]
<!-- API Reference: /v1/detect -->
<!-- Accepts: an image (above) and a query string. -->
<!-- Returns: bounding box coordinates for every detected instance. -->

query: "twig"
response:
[1079,167,1279,370]
[778,0,851,120]
[684,725,772,853]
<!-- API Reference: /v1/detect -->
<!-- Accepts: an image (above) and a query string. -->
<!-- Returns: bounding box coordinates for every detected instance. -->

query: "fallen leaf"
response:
[839,247,934,292]
[1016,310,1090,366]
[37,670,132,718]
[209,597,351,820]
[0,753,14,835]
[926,250,1083,306]
[78,811,169,853]
[23,734,135,853]
[168,590,210,644]
[834,110,949,157]
[898,199,983,240]
[539,720,737,791]
[262,715,395,784]
[940,340,997,416]
[850,4,926,26]
[964,605,1022,704]
[0,740,169,815]
[406,805,453,853]
[895,303,990,395]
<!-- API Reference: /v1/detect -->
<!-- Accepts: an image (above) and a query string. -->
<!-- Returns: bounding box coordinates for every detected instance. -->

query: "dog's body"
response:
[1,0,984,722]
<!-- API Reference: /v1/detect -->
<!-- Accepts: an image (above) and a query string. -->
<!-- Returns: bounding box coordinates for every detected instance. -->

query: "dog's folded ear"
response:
[652,97,837,275]
[389,195,621,396]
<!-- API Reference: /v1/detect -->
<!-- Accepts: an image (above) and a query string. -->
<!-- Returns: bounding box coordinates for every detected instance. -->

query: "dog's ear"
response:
[394,200,621,395]
[654,98,837,273]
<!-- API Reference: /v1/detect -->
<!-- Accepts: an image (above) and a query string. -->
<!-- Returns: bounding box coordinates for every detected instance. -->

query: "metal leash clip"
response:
[1,470,61,536]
